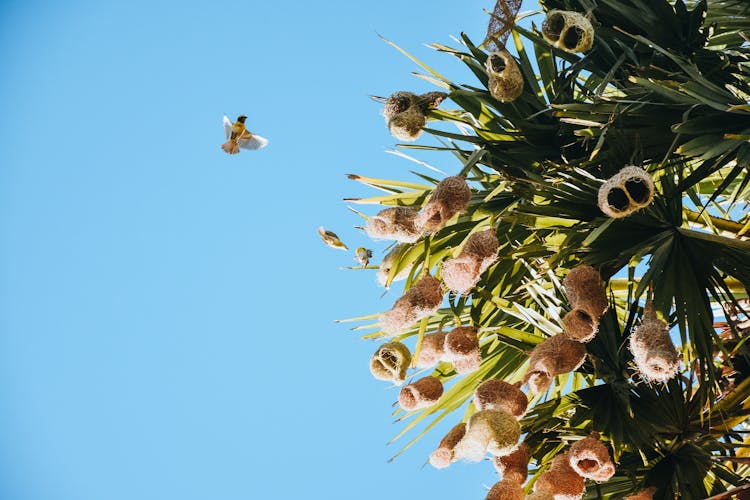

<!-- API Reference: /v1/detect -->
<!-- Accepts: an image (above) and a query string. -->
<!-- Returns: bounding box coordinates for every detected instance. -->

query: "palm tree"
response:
[339,0,750,498]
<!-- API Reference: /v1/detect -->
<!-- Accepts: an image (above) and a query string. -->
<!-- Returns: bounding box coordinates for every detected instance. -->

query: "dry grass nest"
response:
[398,376,444,411]
[382,91,448,141]
[493,442,530,483]
[629,303,680,382]
[415,176,472,233]
[486,478,524,500]
[428,422,466,469]
[442,228,499,294]
[381,275,443,335]
[474,379,528,419]
[597,166,655,218]
[444,326,481,374]
[533,452,586,500]
[366,206,421,243]
[416,330,446,369]
[369,341,412,384]
[453,409,521,462]
[542,10,594,53]
[568,434,615,482]
[524,334,587,394]
[485,49,524,103]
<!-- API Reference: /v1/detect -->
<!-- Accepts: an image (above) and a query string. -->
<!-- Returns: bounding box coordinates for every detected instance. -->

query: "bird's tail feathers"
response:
[221,140,240,154]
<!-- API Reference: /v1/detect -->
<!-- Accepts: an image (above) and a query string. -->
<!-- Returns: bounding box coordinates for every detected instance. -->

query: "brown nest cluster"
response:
[398,375,444,411]
[365,206,422,243]
[629,303,680,382]
[442,228,499,295]
[562,265,608,342]
[597,166,655,218]
[415,175,472,233]
[369,341,412,384]
[452,409,521,462]
[382,91,448,141]
[474,379,528,419]
[524,334,587,394]
[444,326,482,374]
[485,49,524,103]
[381,274,443,335]
[541,10,594,53]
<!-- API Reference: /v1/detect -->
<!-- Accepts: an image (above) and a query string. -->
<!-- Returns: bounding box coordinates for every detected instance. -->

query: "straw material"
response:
[533,452,585,500]
[568,434,615,482]
[624,487,656,500]
[381,275,443,335]
[377,243,411,287]
[542,10,594,53]
[369,341,412,384]
[563,309,598,343]
[493,442,530,483]
[524,334,587,394]
[444,326,482,374]
[389,107,427,141]
[428,422,466,469]
[486,49,524,103]
[418,91,449,111]
[442,256,482,295]
[416,330,447,369]
[474,380,528,419]
[486,479,525,500]
[597,166,655,218]
[563,265,608,319]
[629,303,680,382]
[382,91,415,121]
[525,492,555,500]
[453,409,521,462]
[366,207,421,243]
[415,176,472,233]
[399,376,443,411]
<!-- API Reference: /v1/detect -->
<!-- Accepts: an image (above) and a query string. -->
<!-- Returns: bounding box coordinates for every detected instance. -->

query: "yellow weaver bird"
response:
[221,115,269,154]
[318,227,348,251]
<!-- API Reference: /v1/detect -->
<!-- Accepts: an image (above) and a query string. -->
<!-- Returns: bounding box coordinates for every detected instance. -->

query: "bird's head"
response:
[237,115,247,123]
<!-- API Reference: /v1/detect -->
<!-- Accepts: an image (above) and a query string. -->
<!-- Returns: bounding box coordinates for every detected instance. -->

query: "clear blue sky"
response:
[0,1,536,499]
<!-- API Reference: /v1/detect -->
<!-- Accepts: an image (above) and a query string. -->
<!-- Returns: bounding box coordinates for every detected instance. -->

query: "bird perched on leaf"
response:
[355,247,373,267]
[221,115,269,154]
[318,227,348,251]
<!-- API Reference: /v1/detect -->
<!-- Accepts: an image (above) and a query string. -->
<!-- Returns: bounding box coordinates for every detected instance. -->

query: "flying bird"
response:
[221,115,269,154]
[355,247,373,267]
[318,227,348,251]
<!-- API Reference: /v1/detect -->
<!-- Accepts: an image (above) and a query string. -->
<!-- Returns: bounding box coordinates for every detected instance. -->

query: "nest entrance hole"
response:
[625,178,650,204]
[607,187,630,211]
[563,26,584,50]
[489,54,507,73]
[577,459,599,473]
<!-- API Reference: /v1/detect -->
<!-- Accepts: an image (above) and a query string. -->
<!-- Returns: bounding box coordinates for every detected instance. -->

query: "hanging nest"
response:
[443,228,499,294]
[486,478,525,500]
[382,91,415,122]
[474,379,528,419]
[453,409,521,462]
[416,330,447,368]
[493,442,530,483]
[369,341,412,384]
[541,10,594,53]
[366,206,422,243]
[462,228,500,269]
[562,309,599,343]
[381,275,443,335]
[624,487,657,500]
[563,265,608,319]
[444,326,481,374]
[597,166,655,218]
[382,91,448,142]
[485,49,524,103]
[417,91,449,111]
[524,492,555,500]
[376,243,411,288]
[389,107,427,141]
[524,334,587,394]
[398,376,444,411]
[428,422,466,469]
[629,303,680,382]
[415,176,472,233]
[568,433,615,482]
[533,452,586,500]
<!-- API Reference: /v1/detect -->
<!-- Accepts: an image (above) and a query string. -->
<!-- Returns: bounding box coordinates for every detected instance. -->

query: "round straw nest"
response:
[369,341,412,384]
[524,334,587,394]
[381,275,443,335]
[444,326,481,374]
[542,10,594,53]
[453,409,521,462]
[624,487,657,500]
[442,228,499,294]
[486,479,525,500]
[597,166,655,218]
[366,207,422,243]
[564,265,608,319]
[568,434,615,482]
[398,376,444,411]
[563,309,599,343]
[415,176,472,233]
[629,303,680,382]
[474,379,528,419]
[485,49,524,103]
[493,442,530,483]
[428,422,466,469]
[416,330,447,369]
[533,452,586,500]
[383,91,448,142]
[524,492,556,500]
[377,243,411,288]
[382,91,414,122]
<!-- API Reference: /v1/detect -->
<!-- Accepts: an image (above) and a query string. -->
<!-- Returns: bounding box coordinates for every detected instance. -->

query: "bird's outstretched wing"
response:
[223,115,233,139]
[238,132,269,150]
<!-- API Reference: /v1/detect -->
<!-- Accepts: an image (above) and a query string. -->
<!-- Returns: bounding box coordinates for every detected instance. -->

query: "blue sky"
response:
[0,1,537,499]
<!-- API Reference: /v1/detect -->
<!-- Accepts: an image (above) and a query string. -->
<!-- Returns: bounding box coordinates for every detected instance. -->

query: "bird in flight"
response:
[221,115,269,154]
[318,227,348,251]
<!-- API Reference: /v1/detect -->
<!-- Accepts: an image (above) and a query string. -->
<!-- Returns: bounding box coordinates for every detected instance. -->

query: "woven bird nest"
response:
[524,334,587,394]
[383,91,448,142]
[453,409,521,462]
[493,442,530,483]
[377,243,411,288]
[563,309,599,343]
[485,49,524,103]
[568,434,615,482]
[381,275,443,335]
[382,91,414,121]
[444,326,481,374]
[428,422,466,469]
[564,265,608,319]
[597,166,655,218]
[542,10,594,53]
[624,487,656,500]
[369,341,412,384]
[416,176,472,233]
[399,376,444,411]
[416,330,447,369]
[442,228,499,294]
[533,452,586,500]
[629,303,680,382]
[366,206,422,243]
[474,379,528,419]
[486,478,525,500]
